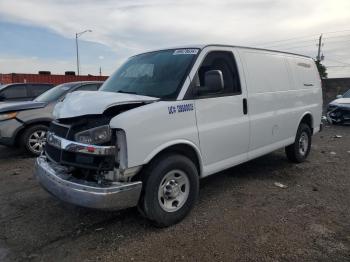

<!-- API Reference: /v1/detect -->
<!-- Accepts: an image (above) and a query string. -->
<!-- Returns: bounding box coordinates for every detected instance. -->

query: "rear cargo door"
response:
[240,50,292,157]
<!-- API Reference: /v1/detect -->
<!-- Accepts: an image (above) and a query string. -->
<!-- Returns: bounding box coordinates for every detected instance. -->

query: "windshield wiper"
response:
[117,90,137,95]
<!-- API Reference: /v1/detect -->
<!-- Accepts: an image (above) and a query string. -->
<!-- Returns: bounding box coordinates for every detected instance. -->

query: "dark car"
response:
[0,81,103,155]
[0,83,54,102]
[327,89,350,124]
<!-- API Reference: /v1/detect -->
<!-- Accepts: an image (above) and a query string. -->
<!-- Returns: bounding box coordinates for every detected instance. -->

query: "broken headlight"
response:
[74,125,111,145]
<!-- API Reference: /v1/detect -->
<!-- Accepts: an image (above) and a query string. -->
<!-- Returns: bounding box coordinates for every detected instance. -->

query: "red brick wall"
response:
[0,73,108,85]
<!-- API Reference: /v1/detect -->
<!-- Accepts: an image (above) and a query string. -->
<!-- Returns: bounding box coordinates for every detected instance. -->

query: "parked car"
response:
[327,89,350,124]
[35,45,322,227]
[0,83,54,102]
[0,81,103,155]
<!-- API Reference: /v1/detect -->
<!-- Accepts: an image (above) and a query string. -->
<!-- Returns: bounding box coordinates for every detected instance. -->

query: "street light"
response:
[75,29,92,76]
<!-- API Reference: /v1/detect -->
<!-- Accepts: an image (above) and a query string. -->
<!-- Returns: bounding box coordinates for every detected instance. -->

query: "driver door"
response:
[193,49,249,176]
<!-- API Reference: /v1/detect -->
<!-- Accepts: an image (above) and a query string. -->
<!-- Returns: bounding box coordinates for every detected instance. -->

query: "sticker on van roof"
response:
[173,49,199,55]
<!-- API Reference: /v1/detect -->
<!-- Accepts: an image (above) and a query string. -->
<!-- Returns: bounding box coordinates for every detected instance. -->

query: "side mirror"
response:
[336,95,342,99]
[198,70,224,95]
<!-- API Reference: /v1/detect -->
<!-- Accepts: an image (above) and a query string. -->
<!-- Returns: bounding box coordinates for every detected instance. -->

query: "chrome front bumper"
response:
[46,131,116,155]
[34,156,142,210]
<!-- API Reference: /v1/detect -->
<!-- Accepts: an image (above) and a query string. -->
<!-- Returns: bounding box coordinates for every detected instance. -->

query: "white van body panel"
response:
[53,45,322,179]
[237,47,322,161]
[109,100,201,170]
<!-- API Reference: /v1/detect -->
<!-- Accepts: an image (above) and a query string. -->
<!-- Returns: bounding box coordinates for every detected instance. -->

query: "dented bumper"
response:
[34,156,142,210]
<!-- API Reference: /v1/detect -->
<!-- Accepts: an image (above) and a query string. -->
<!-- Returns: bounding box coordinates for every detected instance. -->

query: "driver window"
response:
[196,51,241,96]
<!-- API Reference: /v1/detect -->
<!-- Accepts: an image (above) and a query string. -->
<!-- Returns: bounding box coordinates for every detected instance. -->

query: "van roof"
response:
[146,44,312,59]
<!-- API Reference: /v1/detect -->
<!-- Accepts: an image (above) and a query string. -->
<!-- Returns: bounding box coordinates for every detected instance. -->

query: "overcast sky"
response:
[0,0,349,77]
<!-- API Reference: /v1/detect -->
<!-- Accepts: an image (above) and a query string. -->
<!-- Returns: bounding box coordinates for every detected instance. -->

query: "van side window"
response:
[196,51,241,97]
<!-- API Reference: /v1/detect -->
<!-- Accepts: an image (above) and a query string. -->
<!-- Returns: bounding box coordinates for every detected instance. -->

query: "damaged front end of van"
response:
[34,91,157,210]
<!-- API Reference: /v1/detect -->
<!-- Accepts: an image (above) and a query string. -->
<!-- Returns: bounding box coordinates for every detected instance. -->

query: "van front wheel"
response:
[285,123,312,163]
[139,154,199,227]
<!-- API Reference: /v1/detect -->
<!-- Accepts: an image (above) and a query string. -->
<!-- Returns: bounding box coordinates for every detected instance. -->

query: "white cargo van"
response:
[35,45,322,226]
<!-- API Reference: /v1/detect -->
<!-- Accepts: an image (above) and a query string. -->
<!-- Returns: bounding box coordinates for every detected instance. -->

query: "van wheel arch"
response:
[299,113,313,134]
[134,143,202,181]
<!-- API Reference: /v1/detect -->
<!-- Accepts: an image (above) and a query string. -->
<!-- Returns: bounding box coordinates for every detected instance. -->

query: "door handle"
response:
[243,98,248,115]
[304,83,314,87]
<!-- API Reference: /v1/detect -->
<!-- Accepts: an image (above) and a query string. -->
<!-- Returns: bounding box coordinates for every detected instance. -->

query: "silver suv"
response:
[0,81,103,155]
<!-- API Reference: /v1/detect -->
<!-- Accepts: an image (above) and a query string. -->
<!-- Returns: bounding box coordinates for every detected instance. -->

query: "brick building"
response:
[0,72,108,85]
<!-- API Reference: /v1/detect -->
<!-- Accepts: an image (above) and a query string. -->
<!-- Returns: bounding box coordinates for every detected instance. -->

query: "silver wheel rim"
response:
[298,131,309,156]
[158,170,190,212]
[28,130,47,154]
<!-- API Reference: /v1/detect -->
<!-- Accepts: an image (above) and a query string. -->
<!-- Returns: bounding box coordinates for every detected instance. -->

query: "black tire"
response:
[138,154,199,227]
[285,123,312,163]
[21,125,48,156]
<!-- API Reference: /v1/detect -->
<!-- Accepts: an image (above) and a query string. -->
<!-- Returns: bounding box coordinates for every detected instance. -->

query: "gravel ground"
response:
[0,124,349,262]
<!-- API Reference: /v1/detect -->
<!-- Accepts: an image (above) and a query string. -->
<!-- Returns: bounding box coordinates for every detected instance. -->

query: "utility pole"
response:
[99,66,102,76]
[75,33,79,76]
[316,34,323,62]
[75,30,92,76]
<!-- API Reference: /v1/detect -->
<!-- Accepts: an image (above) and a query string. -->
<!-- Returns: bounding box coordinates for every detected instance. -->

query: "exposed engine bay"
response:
[327,104,350,124]
[45,102,148,185]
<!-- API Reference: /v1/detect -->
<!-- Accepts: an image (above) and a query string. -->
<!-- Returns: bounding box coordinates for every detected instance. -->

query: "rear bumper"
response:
[34,156,142,210]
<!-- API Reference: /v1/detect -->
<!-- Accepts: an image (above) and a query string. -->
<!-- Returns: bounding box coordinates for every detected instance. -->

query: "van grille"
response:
[45,117,115,171]
[45,143,61,163]
[49,121,69,138]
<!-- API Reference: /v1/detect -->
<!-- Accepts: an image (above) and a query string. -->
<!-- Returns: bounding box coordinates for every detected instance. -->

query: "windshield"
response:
[343,89,350,98]
[35,83,76,102]
[100,49,199,99]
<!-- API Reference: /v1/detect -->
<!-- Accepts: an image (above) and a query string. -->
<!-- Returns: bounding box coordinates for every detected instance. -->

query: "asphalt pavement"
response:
[0,124,349,261]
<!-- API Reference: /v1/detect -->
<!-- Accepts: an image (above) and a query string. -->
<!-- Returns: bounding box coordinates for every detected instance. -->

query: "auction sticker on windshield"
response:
[173,49,199,55]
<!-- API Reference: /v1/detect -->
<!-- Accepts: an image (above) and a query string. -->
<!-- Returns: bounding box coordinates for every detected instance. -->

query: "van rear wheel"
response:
[285,123,312,163]
[138,154,199,227]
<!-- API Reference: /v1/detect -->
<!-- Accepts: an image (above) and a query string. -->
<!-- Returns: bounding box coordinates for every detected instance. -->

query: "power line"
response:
[262,33,350,49]
[323,46,348,52]
[324,34,350,40]
[281,44,317,50]
[325,57,350,66]
[324,53,350,61]
[258,34,319,46]
[323,39,350,45]
[326,65,350,68]
[263,39,318,49]
[257,29,350,46]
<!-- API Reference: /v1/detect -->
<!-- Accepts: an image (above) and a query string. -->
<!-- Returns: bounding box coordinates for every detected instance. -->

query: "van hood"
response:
[53,91,158,119]
[0,101,47,113]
